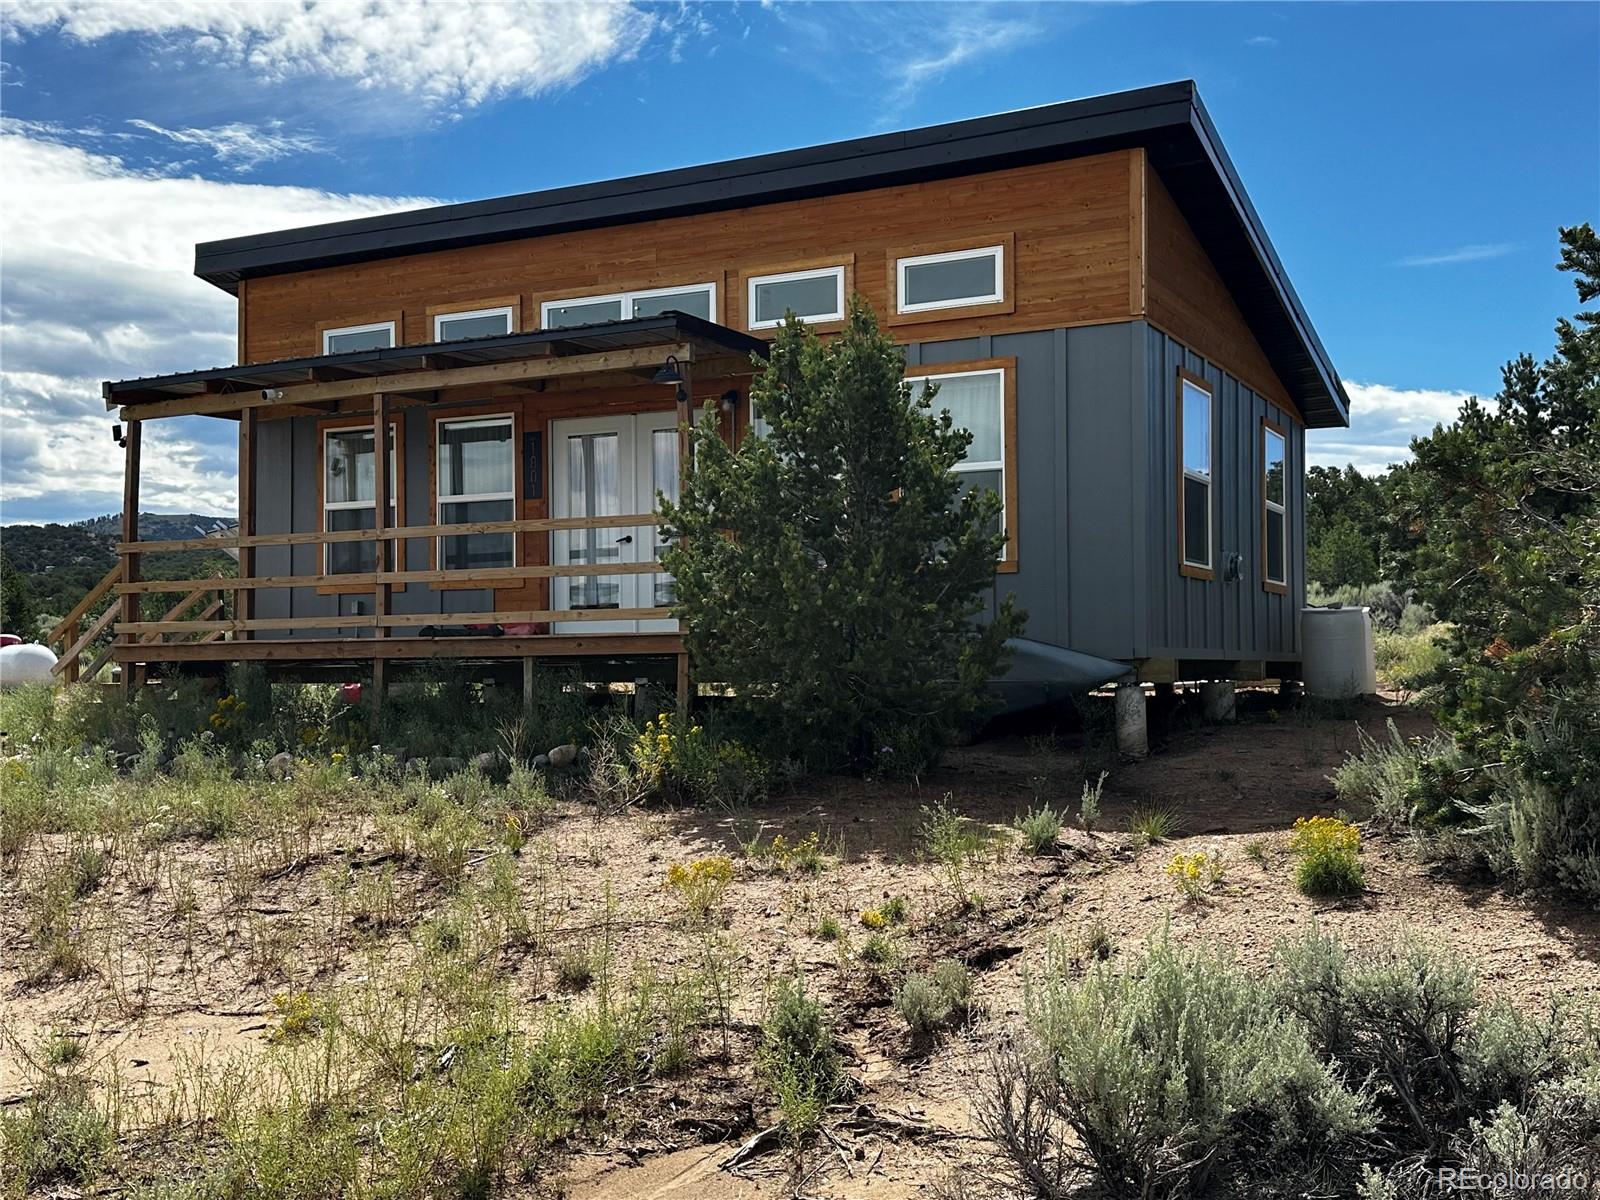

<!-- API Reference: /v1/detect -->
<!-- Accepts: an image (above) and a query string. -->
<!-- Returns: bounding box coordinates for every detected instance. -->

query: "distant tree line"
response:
[1329,224,1598,903]
[0,512,234,639]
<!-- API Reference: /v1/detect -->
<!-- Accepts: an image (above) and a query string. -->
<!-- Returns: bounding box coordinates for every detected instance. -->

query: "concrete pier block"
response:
[1200,680,1237,722]
[1115,678,1148,760]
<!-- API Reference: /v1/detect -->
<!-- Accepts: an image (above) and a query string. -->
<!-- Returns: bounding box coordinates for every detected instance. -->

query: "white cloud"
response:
[892,9,1038,110]
[1396,242,1516,268]
[1344,380,1474,425]
[0,127,436,521]
[5,0,657,109]
[1246,35,1279,46]
[1307,380,1477,475]
[126,118,324,171]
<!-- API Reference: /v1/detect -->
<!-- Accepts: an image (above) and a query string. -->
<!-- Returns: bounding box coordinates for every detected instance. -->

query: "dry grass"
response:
[2,693,1596,1198]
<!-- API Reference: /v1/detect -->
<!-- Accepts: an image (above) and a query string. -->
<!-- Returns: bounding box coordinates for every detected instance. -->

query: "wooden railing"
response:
[112,512,676,645]
[45,566,232,682]
[44,562,121,682]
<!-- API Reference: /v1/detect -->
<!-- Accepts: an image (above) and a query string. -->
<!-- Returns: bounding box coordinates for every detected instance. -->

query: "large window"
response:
[322,424,398,575]
[434,306,514,341]
[1179,371,1214,576]
[896,245,1004,314]
[906,363,1015,567]
[436,416,516,571]
[323,321,396,354]
[1263,420,1288,591]
[747,266,845,329]
[542,283,715,329]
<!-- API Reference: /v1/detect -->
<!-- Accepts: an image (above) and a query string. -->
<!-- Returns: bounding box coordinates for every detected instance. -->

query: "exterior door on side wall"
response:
[548,413,681,635]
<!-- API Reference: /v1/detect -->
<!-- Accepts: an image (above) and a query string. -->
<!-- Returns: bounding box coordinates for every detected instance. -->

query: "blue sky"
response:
[1,0,1596,523]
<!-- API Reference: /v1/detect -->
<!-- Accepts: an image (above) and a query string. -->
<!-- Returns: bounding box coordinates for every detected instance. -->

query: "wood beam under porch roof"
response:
[115,343,699,422]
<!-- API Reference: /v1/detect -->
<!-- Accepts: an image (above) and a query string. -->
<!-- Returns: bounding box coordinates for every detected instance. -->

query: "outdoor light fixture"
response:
[111,423,126,447]
[650,355,684,387]
[719,389,739,412]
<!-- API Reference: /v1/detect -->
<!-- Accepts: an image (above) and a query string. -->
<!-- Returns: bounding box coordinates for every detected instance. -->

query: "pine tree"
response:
[660,298,1024,773]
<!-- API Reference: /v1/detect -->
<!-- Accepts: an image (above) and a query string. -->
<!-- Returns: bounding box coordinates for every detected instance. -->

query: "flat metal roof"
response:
[104,312,764,409]
[190,81,1347,427]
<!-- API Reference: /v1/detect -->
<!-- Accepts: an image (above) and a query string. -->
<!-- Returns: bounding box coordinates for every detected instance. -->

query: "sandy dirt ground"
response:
[3,696,1596,1197]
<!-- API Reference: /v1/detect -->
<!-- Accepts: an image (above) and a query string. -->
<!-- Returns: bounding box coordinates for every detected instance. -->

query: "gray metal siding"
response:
[246,320,1298,666]
[251,412,494,638]
[908,323,1143,663]
[1143,324,1304,661]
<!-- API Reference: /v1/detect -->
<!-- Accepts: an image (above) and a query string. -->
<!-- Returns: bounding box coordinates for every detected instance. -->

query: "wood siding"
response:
[241,152,1141,363]
[1143,164,1293,412]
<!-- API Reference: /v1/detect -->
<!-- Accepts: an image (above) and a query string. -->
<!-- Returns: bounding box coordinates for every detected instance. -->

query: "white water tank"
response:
[1301,607,1377,698]
[0,643,58,688]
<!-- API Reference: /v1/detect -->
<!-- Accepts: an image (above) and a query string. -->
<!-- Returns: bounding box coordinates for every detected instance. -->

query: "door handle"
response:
[615,534,633,544]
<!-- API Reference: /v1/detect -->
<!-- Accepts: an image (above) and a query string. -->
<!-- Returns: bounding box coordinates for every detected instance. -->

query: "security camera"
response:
[260,388,284,401]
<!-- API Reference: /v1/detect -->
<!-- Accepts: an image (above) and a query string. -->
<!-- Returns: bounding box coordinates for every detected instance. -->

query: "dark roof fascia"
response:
[103,312,765,407]
[193,82,1199,291]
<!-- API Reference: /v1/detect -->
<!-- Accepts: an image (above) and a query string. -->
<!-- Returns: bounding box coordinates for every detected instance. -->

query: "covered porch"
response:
[98,313,767,706]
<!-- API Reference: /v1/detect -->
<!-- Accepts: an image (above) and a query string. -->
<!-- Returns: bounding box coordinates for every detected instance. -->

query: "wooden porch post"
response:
[120,421,142,697]
[372,392,391,713]
[237,408,257,644]
[674,362,693,716]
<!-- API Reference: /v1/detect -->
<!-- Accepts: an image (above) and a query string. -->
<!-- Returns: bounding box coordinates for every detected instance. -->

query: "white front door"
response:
[550,413,680,635]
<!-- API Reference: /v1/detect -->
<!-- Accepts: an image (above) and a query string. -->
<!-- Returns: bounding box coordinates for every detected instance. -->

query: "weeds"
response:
[1290,816,1365,896]
[665,856,734,923]
[1079,770,1107,834]
[1165,849,1226,902]
[758,975,842,1145]
[894,960,973,1041]
[1014,805,1063,856]
[920,795,998,908]
[1127,802,1183,847]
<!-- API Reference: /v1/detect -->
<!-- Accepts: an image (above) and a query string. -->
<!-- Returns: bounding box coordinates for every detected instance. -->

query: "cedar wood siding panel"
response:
[1144,164,1295,415]
[240,152,1138,363]
[1144,324,1303,662]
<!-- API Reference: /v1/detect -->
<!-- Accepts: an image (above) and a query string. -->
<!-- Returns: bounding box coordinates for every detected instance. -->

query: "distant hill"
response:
[1,512,233,574]
[0,512,235,630]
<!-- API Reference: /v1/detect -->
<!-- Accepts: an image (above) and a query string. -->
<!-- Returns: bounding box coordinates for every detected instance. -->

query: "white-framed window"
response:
[436,416,516,571]
[747,266,845,329]
[541,283,715,330]
[322,425,397,575]
[322,321,396,354]
[1180,374,1214,573]
[1263,422,1287,589]
[434,306,514,342]
[896,244,1004,314]
[906,367,1008,559]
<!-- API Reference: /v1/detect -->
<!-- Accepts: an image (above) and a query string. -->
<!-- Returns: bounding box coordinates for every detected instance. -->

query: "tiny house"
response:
[94,81,1349,709]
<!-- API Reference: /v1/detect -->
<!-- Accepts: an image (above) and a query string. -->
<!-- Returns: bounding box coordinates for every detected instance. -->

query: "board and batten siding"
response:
[246,320,1300,665]
[1143,324,1304,662]
[907,322,1145,664]
[250,408,494,638]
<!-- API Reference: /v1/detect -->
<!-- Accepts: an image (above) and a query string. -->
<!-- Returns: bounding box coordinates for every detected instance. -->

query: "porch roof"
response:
[102,312,766,416]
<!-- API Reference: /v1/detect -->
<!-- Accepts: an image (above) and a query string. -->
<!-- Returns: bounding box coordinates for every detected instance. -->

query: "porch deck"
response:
[91,313,769,703]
